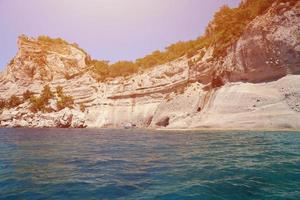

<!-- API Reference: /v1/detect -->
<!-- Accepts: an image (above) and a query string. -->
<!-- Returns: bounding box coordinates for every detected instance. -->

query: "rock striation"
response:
[0,1,300,129]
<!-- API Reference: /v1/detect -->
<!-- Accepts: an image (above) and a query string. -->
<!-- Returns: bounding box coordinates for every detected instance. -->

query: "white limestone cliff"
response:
[0,1,299,130]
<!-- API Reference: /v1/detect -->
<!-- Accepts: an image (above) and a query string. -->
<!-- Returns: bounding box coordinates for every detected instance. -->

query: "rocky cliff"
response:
[0,1,300,129]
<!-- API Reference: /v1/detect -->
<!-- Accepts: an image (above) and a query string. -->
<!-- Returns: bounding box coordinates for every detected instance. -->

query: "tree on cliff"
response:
[41,84,54,102]
[55,86,74,111]
[56,95,74,111]
[30,85,54,113]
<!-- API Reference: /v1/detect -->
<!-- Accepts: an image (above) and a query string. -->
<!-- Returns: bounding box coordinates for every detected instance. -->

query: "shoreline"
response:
[0,126,299,132]
[155,128,300,132]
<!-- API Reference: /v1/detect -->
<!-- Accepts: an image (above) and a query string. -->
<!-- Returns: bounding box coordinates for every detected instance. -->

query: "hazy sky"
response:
[0,0,240,69]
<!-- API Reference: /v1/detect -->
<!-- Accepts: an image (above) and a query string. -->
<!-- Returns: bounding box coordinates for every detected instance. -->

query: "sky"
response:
[0,0,240,69]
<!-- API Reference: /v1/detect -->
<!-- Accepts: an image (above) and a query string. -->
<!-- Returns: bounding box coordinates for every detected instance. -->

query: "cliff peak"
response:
[3,35,90,83]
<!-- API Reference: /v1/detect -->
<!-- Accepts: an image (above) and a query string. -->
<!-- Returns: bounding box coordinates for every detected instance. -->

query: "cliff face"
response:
[224,1,300,82]
[0,1,300,129]
[193,1,300,84]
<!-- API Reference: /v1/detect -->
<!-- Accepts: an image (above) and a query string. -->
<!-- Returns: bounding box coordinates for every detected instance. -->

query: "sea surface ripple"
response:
[0,128,300,199]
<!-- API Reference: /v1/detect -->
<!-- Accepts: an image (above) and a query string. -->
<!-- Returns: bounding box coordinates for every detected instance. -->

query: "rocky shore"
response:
[0,108,86,128]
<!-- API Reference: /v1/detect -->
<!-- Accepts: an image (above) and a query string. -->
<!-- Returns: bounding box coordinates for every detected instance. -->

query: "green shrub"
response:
[29,84,74,112]
[7,95,22,108]
[37,35,67,45]
[90,60,110,81]
[57,95,74,111]
[187,49,197,58]
[208,0,278,57]
[22,90,34,101]
[109,61,138,77]
[29,85,54,113]
[29,95,45,113]
[55,85,75,110]
[41,84,54,103]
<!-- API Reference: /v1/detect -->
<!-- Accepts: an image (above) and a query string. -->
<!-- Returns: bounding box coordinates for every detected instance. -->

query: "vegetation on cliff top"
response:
[17,0,297,81]
[89,0,296,80]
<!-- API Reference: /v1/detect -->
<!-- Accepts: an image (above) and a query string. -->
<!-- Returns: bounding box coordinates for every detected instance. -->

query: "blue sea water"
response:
[0,129,300,200]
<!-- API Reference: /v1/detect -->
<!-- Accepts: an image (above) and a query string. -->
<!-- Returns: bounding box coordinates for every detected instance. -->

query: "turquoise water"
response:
[0,129,300,200]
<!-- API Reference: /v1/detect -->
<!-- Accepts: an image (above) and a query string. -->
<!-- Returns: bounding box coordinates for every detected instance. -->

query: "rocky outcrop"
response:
[54,108,73,128]
[54,108,86,128]
[0,107,86,128]
[223,1,300,83]
[190,1,300,85]
[0,1,299,129]
[169,75,300,129]
[9,35,89,82]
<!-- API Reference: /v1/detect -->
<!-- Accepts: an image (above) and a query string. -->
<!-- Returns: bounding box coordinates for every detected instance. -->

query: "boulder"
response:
[37,119,54,128]
[123,122,136,129]
[0,109,16,121]
[53,108,86,128]
[71,110,86,128]
[0,120,12,127]
[17,120,29,127]
[49,99,58,112]
[55,108,73,128]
